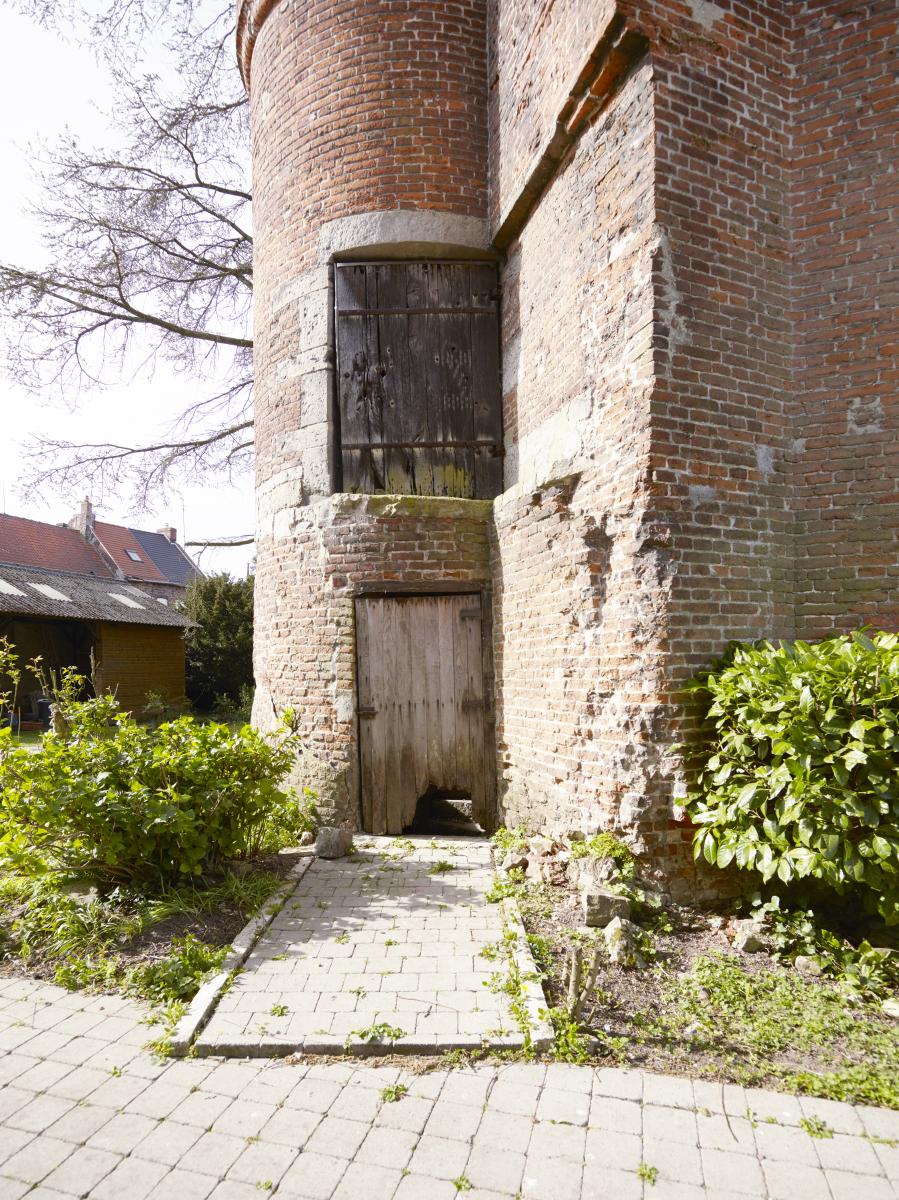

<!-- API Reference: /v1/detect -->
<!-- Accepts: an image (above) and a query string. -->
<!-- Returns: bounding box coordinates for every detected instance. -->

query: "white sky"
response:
[0,9,255,578]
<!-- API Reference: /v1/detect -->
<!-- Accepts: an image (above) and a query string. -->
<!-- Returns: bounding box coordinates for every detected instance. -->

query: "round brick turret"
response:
[243,1,494,825]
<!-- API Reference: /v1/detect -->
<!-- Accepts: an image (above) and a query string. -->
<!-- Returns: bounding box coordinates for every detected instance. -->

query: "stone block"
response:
[582,889,630,927]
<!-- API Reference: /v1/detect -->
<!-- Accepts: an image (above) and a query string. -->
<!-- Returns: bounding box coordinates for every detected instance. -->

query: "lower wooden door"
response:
[355,594,492,834]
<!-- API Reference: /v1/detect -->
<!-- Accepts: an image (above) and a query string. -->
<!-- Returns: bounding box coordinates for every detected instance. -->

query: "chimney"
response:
[70,496,95,540]
[157,525,177,543]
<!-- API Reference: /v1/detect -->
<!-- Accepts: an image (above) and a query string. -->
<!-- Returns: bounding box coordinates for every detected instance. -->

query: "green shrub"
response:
[0,697,304,887]
[686,631,899,923]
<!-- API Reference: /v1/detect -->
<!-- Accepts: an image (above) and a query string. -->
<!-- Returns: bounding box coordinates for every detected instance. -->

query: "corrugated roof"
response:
[0,514,113,577]
[130,528,202,586]
[93,521,168,583]
[0,565,189,628]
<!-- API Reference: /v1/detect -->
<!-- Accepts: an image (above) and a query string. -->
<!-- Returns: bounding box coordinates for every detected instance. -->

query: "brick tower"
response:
[239,0,898,888]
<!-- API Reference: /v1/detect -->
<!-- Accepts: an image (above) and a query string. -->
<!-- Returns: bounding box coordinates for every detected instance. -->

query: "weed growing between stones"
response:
[380,1083,409,1102]
[487,826,899,1106]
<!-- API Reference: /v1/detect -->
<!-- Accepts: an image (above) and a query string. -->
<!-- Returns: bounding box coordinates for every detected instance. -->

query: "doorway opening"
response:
[404,786,485,838]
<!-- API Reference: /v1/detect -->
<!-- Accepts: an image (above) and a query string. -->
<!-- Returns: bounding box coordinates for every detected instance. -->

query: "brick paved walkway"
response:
[197,837,539,1056]
[1,977,898,1198]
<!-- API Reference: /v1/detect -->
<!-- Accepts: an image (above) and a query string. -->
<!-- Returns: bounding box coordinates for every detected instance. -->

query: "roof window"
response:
[125,549,143,562]
[109,592,144,609]
[29,583,72,602]
[0,578,25,597]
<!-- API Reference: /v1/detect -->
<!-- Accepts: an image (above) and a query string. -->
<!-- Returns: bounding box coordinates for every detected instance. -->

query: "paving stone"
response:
[527,1120,586,1163]
[535,1086,590,1126]
[134,1120,202,1166]
[642,1103,698,1145]
[91,1155,170,1200]
[762,1158,833,1200]
[331,1160,404,1200]
[465,1145,526,1193]
[701,1146,767,1194]
[40,1145,122,1196]
[812,1130,885,1175]
[580,1166,642,1200]
[522,1153,583,1200]
[278,1150,349,1199]
[304,1115,370,1159]
[422,1099,482,1141]
[583,1127,642,1171]
[227,1139,300,1185]
[753,1120,822,1165]
[394,1175,459,1200]
[181,1131,248,1177]
[641,1137,704,1186]
[408,1133,471,1180]
[145,1167,217,1200]
[827,1167,894,1199]
[2,1136,73,1184]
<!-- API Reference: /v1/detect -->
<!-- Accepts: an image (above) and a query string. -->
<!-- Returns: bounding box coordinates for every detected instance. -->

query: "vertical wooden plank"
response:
[436,597,458,789]
[451,594,474,793]
[354,600,374,832]
[435,264,475,498]
[404,265,435,495]
[418,596,441,794]
[393,598,416,832]
[410,597,432,808]
[335,264,373,492]
[376,264,416,495]
[469,264,503,499]
[371,599,390,835]
[461,598,487,827]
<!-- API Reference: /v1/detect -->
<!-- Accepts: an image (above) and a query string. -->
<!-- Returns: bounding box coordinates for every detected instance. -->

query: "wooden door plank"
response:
[469,264,503,499]
[451,594,474,791]
[460,598,487,826]
[404,265,435,495]
[376,264,416,495]
[418,596,441,793]
[370,599,391,835]
[435,264,475,498]
[409,598,432,810]
[393,597,420,835]
[355,600,374,832]
[435,596,458,789]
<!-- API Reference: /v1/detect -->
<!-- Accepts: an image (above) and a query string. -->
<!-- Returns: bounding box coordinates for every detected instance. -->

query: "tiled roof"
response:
[0,564,189,627]
[0,514,112,578]
[130,529,202,586]
[93,521,168,583]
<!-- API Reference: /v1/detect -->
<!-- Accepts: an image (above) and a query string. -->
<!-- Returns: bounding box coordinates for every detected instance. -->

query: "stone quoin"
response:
[239,0,898,891]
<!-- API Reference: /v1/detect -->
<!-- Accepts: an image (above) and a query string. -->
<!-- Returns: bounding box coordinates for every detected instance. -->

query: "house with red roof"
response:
[0,502,201,723]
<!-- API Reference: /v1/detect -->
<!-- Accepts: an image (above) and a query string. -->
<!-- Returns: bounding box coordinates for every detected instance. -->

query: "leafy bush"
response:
[0,696,305,887]
[686,631,899,923]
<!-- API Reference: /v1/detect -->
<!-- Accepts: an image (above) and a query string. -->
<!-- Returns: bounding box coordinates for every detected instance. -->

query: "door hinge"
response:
[459,607,481,620]
[357,707,377,718]
[461,697,485,711]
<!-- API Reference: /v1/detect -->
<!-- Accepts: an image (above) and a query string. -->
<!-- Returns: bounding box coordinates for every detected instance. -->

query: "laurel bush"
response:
[686,631,899,924]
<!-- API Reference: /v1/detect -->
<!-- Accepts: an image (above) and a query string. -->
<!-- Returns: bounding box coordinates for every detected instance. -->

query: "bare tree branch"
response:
[2,0,255,510]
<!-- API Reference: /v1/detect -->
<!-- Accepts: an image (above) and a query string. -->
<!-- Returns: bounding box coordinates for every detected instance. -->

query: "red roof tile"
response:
[0,514,112,577]
[93,521,169,583]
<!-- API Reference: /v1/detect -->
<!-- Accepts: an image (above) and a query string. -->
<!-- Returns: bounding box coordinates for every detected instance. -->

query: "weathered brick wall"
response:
[253,496,492,823]
[92,623,186,714]
[491,56,666,856]
[241,0,898,884]
[791,2,899,636]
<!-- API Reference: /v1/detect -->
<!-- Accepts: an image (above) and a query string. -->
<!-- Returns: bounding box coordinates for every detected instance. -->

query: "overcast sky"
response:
[0,8,255,578]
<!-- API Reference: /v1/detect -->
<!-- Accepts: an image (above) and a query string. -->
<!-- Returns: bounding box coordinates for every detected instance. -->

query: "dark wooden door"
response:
[335,261,503,498]
[355,595,492,834]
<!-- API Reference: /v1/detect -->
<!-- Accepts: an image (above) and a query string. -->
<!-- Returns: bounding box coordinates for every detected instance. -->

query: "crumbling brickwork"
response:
[240,0,898,888]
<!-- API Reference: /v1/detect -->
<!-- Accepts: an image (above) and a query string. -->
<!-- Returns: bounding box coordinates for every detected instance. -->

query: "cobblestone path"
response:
[197,837,531,1055]
[1,976,898,1197]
